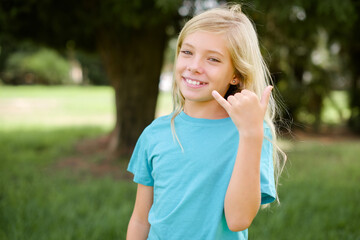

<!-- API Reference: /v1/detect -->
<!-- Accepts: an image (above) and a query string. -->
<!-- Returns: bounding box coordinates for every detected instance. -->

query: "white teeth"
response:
[186,78,201,86]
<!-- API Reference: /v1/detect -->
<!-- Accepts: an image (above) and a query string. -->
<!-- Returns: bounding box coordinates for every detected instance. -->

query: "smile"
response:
[183,77,207,87]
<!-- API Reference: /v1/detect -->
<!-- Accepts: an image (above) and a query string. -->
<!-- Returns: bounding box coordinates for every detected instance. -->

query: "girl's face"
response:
[175,31,238,104]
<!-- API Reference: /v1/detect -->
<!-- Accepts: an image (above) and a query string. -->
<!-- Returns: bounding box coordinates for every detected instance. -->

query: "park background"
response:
[0,0,359,239]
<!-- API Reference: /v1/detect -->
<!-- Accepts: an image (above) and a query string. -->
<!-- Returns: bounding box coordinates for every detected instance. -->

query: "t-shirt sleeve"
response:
[127,128,154,186]
[260,125,277,204]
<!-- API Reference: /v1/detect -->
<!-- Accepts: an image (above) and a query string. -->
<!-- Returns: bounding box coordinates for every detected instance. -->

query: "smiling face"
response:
[175,31,238,105]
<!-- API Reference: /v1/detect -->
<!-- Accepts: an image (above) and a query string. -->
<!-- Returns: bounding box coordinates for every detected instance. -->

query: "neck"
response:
[183,99,229,119]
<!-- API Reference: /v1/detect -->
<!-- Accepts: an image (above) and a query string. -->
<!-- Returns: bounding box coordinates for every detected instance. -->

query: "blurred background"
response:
[0,0,359,239]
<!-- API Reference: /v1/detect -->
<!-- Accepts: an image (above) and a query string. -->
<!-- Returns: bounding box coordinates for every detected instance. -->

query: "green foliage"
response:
[0,0,182,49]
[3,48,71,85]
[239,0,359,131]
[321,91,351,125]
[99,0,182,29]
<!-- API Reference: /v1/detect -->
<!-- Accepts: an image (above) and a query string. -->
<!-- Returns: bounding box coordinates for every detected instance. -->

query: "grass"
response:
[0,127,136,240]
[0,86,115,129]
[1,86,359,239]
[251,140,360,239]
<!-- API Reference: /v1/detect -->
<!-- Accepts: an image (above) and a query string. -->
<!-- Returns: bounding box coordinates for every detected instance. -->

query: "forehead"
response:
[181,31,230,57]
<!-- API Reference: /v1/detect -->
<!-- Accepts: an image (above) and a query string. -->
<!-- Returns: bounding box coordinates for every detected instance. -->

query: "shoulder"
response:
[140,113,173,138]
[147,114,172,129]
[151,113,173,125]
[134,114,175,154]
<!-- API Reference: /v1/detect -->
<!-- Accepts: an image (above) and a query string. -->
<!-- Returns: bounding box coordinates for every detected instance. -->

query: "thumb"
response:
[260,86,273,109]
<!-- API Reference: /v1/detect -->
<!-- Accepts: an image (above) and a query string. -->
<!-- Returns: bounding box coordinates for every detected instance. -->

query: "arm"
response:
[127,184,153,240]
[212,86,272,232]
[224,129,263,231]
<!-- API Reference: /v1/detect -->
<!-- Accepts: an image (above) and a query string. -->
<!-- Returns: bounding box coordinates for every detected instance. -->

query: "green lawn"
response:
[0,86,173,130]
[0,86,115,129]
[0,86,359,239]
[251,140,360,239]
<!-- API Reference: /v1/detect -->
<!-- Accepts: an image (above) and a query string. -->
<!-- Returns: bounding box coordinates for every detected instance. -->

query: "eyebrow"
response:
[181,43,225,57]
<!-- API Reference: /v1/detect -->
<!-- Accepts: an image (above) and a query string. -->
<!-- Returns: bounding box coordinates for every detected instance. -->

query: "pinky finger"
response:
[212,90,231,112]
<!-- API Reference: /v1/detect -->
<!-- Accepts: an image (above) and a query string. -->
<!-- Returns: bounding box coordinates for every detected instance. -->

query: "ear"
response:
[230,75,240,85]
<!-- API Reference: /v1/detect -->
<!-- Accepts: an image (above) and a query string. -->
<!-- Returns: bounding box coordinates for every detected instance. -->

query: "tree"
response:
[237,0,359,131]
[0,0,183,156]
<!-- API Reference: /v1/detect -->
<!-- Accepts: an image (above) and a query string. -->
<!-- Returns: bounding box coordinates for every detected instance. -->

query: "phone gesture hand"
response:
[212,86,273,136]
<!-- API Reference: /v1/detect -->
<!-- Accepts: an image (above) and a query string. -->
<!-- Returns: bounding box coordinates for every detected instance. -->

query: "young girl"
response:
[127,4,284,240]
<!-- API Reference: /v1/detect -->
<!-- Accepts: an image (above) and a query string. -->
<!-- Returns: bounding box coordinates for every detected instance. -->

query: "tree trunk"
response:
[347,2,360,134]
[97,26,167,157]
[348,47,360,133]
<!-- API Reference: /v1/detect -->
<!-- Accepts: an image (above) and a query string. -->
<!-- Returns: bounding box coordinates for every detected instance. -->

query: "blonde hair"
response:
[171,4,286,203]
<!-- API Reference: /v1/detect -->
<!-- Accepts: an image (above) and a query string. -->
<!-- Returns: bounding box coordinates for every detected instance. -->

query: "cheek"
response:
[219,66,235,82]
[175,59,185,78]
[175,58,185,71]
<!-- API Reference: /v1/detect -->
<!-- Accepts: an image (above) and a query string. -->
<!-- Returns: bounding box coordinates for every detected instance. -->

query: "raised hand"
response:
[212,86,273,136]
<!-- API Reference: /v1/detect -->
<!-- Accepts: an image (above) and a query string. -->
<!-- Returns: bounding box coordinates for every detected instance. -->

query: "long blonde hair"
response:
[171,4,286,203]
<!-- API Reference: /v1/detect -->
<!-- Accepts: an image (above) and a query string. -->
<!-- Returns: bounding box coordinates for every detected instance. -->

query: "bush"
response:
[3,48,71,85]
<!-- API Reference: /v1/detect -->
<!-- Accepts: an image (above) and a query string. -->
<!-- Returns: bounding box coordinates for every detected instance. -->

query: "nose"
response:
[187,57,204,74]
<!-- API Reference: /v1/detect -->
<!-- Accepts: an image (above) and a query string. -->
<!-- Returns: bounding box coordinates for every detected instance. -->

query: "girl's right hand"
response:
[211,86,273,137]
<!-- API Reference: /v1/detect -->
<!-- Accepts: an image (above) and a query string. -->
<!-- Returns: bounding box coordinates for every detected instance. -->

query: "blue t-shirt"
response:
[128,112,276,240]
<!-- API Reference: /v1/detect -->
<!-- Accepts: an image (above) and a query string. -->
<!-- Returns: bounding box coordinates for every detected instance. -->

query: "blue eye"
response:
[209,58,220,62]
[181,50,192,55]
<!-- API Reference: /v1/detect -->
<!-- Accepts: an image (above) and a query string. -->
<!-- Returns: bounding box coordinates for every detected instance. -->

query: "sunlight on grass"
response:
[0,86,173,129]
[0,86,115,129]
